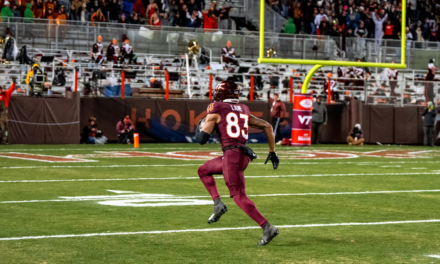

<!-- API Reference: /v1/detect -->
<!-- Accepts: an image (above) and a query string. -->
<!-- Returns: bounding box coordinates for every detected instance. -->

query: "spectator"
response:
[347,124,364,146]
[383,20,394,39]
[123,0,135,17]
[160,12,172,26]
[422,102,437,146]
[98,0,107,19]
[132,0,145,18]
[129,11,141,24]
[218,2,231,29]
[172,11,184,26]
[79,0,90,23]
[372,11,388,49]
[186,9,201,28]
[150,9,161,25]
[91,8,105,23]
[119,13,128,23]
[311,95,327,144]
[221,40,238,66]
[146,0,157,22]
[56,5,67,24]
[107,38,120,63]
[314,8,328,35]
[11,3,20,19]
[284,18,296,34]
[187,0,198,13]
[293,2,302,32]
[0,77,17,145]
[267,91,286,143]
[116,115,134,144]
[425,59,436,103]
[70,0,82,22]
[57,0,70,16]
[202,9,217,31]
[24,2,34,22]
[1,1,13,20]
[46,7,56,19]
[108,0,120,23]
[44,0,56,15]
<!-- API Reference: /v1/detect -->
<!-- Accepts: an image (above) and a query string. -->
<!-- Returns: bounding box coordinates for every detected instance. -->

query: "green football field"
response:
[1,143,440,263]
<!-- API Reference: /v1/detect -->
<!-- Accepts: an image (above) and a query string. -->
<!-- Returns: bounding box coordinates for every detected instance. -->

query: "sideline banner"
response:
[291,93,313,146]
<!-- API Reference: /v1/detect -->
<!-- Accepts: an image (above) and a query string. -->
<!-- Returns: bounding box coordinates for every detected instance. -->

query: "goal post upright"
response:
[257,0,407,94]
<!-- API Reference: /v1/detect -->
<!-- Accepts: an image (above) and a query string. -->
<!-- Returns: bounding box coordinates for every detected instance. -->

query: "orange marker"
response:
[134,133,139,148]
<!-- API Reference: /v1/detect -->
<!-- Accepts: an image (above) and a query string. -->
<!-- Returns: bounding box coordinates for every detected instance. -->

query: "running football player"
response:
[195,81,280,246]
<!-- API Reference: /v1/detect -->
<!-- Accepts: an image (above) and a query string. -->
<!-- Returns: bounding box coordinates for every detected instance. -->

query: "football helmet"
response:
[213,80,240,103]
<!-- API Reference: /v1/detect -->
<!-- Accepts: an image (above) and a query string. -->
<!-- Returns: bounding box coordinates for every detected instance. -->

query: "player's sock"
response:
[233,194,267,228]
[198,170,220,200]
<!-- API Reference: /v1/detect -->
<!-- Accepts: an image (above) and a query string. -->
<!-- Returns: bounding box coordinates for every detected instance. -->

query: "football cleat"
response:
[207,200,228,224]
[257,223,279,246]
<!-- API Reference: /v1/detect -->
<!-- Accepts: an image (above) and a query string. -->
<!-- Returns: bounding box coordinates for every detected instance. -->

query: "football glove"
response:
[265,152,279,170]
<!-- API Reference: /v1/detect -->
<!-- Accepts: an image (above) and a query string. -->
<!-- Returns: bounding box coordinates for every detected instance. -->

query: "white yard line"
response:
[1,172,439,183]
[427,255,440,258]
[2,189,440,204]
[0,219,438,241]
[2,161,440,170]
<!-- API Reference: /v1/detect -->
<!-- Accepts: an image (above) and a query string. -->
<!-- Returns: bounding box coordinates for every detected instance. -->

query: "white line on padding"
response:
[0,219,439,241]
[1,189,440,204]
[0,172,439,183]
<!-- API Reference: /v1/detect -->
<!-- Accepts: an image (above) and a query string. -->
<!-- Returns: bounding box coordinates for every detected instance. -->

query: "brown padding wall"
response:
[7,97,438,145]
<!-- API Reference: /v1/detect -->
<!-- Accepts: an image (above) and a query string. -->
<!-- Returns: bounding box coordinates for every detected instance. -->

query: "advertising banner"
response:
[291,93,313,146]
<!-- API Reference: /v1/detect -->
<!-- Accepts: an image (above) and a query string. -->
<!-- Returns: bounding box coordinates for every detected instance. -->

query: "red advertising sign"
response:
[291,93,313,146]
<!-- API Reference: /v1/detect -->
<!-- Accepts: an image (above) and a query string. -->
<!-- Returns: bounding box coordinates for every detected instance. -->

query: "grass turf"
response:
[0,143,439,263]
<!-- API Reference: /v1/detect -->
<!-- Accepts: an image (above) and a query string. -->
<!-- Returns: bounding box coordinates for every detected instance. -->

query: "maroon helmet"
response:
[213,80,240,102]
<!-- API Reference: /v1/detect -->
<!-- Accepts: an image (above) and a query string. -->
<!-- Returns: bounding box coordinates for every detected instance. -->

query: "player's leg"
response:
[198,156,223,200]
[198,156,228,224]
[224,150,279,245]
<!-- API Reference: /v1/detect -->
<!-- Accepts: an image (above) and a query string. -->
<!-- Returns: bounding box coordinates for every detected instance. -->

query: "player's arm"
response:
[249,115,279,169]
[195,113,220,145]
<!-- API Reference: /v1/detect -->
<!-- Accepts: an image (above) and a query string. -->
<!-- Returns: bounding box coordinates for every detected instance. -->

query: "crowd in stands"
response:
[0,0,232,29]
[270,0,440,44]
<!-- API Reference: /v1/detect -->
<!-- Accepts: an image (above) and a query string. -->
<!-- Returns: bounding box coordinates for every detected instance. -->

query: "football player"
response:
[195,80,280,246]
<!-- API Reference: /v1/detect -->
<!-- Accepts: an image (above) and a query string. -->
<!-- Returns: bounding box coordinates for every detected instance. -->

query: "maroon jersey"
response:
[207,101,251,148]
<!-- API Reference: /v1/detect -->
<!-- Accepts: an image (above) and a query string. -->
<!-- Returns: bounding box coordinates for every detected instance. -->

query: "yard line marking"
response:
[2,160,440,169]
[427,255,440,258]
[1,172,440,183]
[0,219,439,241]
[2,189,440,204]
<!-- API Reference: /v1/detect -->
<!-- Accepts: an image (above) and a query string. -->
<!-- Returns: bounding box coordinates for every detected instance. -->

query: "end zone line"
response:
[1,172,439,183]
[1,189,440,204]
[0,219,439,241]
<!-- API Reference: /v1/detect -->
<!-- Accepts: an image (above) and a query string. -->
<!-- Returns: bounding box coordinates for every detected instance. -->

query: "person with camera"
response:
[422,101,437,146]
[116,115,134,144]
[81,116,108,144]
[0,76,17,145]
[25,63,47,98]
[347,123,364,146]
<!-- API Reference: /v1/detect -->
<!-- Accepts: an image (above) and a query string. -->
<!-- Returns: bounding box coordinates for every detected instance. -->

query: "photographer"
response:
[0,76,17,145]
[422,101,437,146]
[116,115,134,144]
[25,64,47,98]
[81,117,108,144]
[347,124,364,146]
